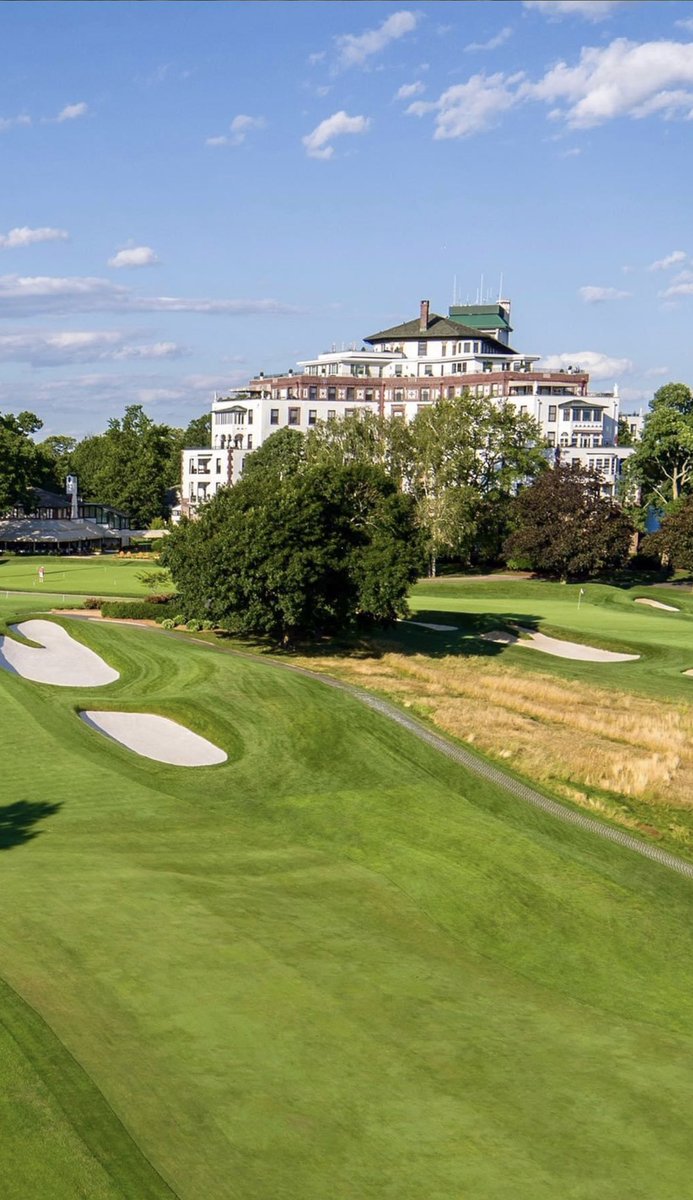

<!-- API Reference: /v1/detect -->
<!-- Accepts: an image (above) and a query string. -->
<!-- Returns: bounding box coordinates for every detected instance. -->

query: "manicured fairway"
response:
[1,606,693,1198]
[0,554,170,598]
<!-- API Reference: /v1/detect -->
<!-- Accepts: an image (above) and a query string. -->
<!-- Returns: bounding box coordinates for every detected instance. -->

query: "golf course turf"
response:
[1,596,692,1198]
[0,554,169,598]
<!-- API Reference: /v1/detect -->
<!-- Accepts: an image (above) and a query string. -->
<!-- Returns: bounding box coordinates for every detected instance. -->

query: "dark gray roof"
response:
[0,518,122,543]
[364,313,517,354]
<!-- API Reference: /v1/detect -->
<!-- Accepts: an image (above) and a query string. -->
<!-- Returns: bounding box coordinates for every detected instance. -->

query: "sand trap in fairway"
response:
[635,598,679,612]
[79,711,227,766]
[401,620,459,632]
[0,619,119,686]
[481,628,639,662]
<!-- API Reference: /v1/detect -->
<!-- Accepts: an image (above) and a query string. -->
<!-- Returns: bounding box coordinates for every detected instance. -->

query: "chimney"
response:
[419,299,429,332]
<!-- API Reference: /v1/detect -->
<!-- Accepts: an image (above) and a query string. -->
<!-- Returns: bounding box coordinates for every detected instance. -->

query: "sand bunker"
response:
[481,627,639,662]
[0,620,119,686]
[634,598,679,612]
[402,620,459,632]
[79,711,227,766]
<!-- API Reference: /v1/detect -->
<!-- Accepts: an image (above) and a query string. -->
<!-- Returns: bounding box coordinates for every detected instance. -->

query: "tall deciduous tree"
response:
[0,411,44,513]
[71,405,179,527]
[408,394,547,573]
[642,496,693,572]
[161,462,424,644]
[505,463,634,580]
[626,383,693,509]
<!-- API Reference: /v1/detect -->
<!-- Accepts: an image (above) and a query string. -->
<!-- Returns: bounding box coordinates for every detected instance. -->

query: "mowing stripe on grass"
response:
[264,659,693,882]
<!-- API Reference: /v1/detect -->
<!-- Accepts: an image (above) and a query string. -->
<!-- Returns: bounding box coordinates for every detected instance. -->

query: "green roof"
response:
[448,304,512,332]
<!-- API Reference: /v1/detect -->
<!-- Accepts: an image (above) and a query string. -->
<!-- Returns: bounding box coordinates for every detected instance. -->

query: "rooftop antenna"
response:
[480,273,484,307]
[498,272,503,302]
[453,273,457,306]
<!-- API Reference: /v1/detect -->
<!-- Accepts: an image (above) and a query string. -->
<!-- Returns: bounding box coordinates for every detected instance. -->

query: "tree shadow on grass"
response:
[0,800,61,851]
[245,610,545,663]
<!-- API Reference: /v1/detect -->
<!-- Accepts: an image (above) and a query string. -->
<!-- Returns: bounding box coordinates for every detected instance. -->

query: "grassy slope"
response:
[0,555,169,598]
[0,609,692,1198]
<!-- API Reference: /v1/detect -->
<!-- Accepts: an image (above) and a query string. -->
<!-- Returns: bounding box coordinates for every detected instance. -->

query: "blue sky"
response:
[1,0,692,436]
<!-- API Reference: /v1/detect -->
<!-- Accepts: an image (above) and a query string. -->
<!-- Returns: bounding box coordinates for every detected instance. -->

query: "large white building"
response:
[181,300,634,514]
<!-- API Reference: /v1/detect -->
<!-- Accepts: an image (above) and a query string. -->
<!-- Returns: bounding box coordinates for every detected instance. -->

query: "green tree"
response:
[36,435,77,490]
[642,496,693,572]
[0,411,44,513]
[626,383,693,510]
[161,462,424,644]
[182,412,212,448]
[306,409,414,488]
[505,464,634,580]
[71,405,179,527]
[617,416,635,448]
[241,427,307,482]
[409,394,547,574]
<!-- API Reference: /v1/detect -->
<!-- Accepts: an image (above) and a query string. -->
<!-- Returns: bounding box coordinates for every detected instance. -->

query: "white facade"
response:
[181,300,636,513]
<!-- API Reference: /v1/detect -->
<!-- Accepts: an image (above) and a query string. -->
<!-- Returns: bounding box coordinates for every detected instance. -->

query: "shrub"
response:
[100,599,179,622]
[82,597,105,610]
[160,618,176,630]
[145,593,175,604]
[185,619,202,632]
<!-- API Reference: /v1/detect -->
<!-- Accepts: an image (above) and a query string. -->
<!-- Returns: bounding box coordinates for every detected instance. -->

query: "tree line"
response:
[0,405,211,528]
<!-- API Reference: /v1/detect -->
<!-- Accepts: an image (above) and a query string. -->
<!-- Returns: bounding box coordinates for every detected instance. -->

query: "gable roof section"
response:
[364,313,516,354]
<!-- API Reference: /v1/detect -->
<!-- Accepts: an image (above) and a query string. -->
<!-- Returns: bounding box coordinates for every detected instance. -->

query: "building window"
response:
[424,365,433,376]
[562,408,570,420]
[308,409,317,425]
[365,391,374,403]
[288,407,300,426]
[346,387,355,401]
[463,341,471,353]
[309,386,317,402]
[247,410,253,425]
[345,408,356,418]
[270,408,279,425]
[441,343,447,356]
[547,432,555,446]
[394,390,403,402]
[327,409,336,420]
[519,404,527,414]
[421,389,430,402]
[418,340,427,356]
[216,459,222,473]
[548,405,557,422]
[327,387,336,402]
[394,364,403,376]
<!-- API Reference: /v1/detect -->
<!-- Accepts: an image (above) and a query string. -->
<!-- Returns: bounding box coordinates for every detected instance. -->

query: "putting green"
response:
[1,610,692,1198]
[0,554,170,598]
[408,578,693,702]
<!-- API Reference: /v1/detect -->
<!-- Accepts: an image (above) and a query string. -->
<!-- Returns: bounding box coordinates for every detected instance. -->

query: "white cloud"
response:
[55,102,88,122]
[523,1,625,21]
[465,26,513,52]
[408,72,523,138]
[302,110,370,159]
[530,39,693,128]
[0,274,301,317]
[659,280,693,299]
[0,226,68,249]
[0,114,31,131]
[395,81,426,100]
[336,10,419,69]
[538,350,633,378]
[644,366,670,377]
[579,285,631,303]
[676,18,693,32]
[206,114,266,147]
[0,329,187,367]
[649,249,686,270]
[108,246,160,269]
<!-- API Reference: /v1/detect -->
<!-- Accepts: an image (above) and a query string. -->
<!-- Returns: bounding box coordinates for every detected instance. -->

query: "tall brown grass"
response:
[295,650,693,835]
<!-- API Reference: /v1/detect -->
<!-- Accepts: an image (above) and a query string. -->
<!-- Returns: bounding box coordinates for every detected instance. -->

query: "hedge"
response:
[100,598,180,621]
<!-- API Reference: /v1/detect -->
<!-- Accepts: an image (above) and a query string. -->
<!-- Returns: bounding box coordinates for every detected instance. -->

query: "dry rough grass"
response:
[295,651,693,834]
